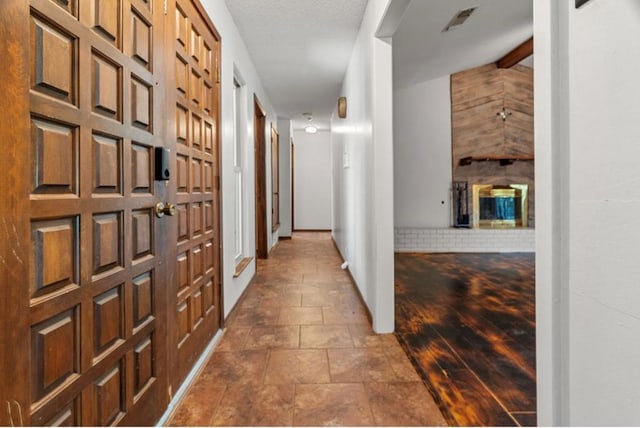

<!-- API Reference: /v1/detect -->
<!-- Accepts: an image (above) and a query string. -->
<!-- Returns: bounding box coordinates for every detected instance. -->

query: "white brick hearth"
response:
[394,228,535,253]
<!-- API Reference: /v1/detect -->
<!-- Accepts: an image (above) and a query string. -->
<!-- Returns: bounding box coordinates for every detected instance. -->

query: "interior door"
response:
[271,126,280,232]
[166,0,222,390]
[23,0,168,425]
[254,96,268,258]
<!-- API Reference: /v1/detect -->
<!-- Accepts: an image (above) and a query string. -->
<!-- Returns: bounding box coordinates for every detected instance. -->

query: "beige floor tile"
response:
[214,327,251,352]
[167,381,226,426]
[286,283,322,293]
[328,348,399,383]
[300,324,354,349]
[384,342,422,381]
[244,325,300,350]
[211,384,294,426]
[231,306,280,326]
[348,323,384,348]
[278,306,323,325]
[264,349,330,384]
[201,350,268,385]
[293,383,374,426]
[365,382,448,426]
[301,291,340,307]
[323,306,370,325]
[261,292,302,308]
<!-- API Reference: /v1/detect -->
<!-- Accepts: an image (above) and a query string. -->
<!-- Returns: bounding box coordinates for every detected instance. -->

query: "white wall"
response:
[536,0,640,425]
[277,119,292,237]
[393,75,452,228]
[200,0,279,318]
[331,0,395,333]
[293,130,332,230]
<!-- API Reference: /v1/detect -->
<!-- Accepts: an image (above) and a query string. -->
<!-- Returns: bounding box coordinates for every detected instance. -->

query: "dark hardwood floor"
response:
[394,252,536,427]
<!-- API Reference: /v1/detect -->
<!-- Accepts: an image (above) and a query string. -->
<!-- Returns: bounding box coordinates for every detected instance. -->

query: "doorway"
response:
[254,95,268,259]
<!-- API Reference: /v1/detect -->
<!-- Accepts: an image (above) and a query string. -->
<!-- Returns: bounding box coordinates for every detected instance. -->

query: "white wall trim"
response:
[534,0,569,425]
[155,330,223,426]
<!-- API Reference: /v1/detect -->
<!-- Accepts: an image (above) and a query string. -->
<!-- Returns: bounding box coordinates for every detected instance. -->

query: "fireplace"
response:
[472,184,528,228]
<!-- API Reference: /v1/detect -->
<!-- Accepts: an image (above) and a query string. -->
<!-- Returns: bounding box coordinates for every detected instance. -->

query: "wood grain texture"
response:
[20,0,170,425]
[452,64,535,226]
[395,252,536,427]
[1,1,41,425]
[167,0,223,393]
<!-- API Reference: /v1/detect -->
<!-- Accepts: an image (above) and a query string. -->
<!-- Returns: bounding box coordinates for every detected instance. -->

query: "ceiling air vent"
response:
[442,7,477,32]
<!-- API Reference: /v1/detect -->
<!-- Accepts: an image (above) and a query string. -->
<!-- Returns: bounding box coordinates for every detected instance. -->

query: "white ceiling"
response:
[224,0,532,131]
[393,0,533,89]
[223,0,369,131]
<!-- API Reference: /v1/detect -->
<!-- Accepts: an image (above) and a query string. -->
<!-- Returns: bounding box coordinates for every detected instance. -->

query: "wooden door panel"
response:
[31,218,79,299]
[132,11,151,68]
[93,285,125,358]
[90,0,121,48]
[26,0,167,425]
[92,362,126,426]
[31,15,76,105]
[168,0,222,388]
[31,118,78,195]
[30,309,80,404]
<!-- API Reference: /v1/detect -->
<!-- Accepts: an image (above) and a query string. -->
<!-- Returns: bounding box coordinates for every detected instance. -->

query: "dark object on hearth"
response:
[453,181,470,228]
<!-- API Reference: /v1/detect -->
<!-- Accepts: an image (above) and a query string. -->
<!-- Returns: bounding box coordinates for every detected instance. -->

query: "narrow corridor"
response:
[168,232,446,426]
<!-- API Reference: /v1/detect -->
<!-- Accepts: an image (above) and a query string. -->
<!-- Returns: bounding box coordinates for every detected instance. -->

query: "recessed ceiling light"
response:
[304,126,318,134]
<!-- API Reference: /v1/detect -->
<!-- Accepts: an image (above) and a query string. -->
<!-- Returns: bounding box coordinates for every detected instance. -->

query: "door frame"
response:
[0,1,30,424]
[254,95,268,259]
[270,124,280,232]
[291,139,295,232]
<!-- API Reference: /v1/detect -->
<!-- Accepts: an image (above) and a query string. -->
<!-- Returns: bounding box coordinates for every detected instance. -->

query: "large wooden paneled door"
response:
[0,0,222,425]
[165,0,222,390]
[23,0,169,425]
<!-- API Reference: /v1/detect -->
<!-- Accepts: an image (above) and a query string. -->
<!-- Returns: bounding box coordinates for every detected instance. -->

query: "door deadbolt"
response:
[155,202,177,218]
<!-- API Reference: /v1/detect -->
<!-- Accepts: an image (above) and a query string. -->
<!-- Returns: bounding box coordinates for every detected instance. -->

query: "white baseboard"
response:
[156,329,224,426]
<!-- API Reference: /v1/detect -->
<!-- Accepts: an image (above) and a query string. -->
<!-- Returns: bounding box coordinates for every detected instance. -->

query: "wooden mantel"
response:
[459,155,534,167]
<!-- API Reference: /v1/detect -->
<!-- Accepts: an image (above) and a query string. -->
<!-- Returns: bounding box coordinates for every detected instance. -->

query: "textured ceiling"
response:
[225,0,532,130]
[224,0,369,130]
[393,0,533,89]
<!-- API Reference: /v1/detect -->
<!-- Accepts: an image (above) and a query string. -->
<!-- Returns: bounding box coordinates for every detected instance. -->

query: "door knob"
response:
[155,202,177,218]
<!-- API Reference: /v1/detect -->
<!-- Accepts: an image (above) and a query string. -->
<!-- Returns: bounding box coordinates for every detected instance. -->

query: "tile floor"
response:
[168,232,446,426]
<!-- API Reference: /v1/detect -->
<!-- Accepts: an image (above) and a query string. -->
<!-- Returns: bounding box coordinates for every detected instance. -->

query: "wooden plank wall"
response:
[451,64,534,226]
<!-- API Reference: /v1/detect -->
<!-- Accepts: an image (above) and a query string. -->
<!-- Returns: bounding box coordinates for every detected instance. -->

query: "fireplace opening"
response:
[472,184,528,228]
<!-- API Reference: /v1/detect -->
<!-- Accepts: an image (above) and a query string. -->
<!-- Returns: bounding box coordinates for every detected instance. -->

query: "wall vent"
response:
[443,7,478,32]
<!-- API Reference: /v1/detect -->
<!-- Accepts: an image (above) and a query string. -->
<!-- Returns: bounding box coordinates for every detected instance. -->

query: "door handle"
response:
[155,202,177,218]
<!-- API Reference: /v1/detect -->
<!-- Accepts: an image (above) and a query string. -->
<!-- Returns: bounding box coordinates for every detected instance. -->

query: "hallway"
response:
[167,232,446,426]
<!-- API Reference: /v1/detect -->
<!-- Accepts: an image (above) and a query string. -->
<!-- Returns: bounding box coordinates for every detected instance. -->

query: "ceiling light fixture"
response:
[442,7,478,32]
[304,126,318,134]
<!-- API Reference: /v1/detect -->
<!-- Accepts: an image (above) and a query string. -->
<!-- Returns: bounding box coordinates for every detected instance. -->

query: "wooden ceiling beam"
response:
[496,37,533,69]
